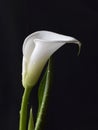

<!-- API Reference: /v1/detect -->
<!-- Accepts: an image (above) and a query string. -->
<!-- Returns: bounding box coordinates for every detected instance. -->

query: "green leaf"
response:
[38,68,47,112]
[35,57,52,130]
[28,108,34,130]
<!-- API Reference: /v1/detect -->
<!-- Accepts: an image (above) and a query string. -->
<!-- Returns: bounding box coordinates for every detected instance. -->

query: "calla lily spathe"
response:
[22,31,81,88]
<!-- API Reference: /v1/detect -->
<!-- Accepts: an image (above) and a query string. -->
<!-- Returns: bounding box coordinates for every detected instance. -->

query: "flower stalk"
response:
[19,88,32,130]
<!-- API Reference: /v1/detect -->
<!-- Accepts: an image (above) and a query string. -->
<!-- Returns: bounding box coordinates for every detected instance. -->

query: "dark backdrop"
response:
[0,0,98,129]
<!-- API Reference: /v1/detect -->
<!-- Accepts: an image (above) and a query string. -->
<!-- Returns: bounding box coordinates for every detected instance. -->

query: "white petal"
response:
[22,30,81,88]
[23,35,35,60]
[25,30,77,41]
[22,56,27,86]
[23,31,80,60]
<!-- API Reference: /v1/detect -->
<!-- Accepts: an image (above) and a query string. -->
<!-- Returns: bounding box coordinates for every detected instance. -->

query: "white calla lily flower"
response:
[22,31,81,88]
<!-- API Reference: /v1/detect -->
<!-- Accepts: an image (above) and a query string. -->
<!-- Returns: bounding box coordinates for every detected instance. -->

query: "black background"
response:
[0,0,98,129]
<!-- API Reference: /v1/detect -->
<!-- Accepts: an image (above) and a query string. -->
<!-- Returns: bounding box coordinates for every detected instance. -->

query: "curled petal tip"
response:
[74,40,81,56]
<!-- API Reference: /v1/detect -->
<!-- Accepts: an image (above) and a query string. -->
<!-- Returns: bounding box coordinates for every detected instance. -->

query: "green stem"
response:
[19,88,32,130]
